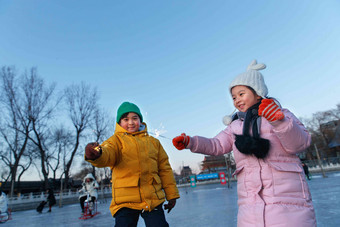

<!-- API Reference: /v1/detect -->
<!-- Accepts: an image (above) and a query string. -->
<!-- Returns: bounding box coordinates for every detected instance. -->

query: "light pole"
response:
[314,144,327,178]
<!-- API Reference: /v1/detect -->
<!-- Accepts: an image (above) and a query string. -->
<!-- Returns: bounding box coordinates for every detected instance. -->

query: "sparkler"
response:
[149,123,172,140]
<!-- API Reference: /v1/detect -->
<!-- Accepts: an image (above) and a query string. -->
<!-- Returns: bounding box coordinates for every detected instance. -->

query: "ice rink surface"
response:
[3,172,340,227]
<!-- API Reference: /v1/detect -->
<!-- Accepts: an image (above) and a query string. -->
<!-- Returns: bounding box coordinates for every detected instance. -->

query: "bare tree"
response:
[16,154,33,192]
[21,68,60,189]
[63,82,98,187]
[0,66,31,197]
[71,161,93,181]
[91,107,113,142]
[302,106,340,160]
[89,107,113,176]
[95,165,112,190]
[326,104,340,121]
[312,111,334,147]
[47,126,72,188]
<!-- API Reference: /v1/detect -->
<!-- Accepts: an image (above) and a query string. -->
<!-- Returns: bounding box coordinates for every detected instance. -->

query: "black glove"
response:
[164,199,176,213]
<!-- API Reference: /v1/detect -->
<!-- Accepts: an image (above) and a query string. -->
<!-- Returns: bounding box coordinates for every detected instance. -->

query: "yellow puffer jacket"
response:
[86,123,180,216]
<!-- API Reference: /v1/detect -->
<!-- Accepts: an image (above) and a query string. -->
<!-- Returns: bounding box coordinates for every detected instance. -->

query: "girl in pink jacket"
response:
[173,60,317,227]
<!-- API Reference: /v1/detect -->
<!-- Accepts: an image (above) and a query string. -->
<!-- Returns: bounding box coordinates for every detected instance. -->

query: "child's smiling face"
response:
[119,112,141,133]
[231,85,261,112]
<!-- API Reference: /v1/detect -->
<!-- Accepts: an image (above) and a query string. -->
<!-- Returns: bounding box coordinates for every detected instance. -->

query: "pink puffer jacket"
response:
[187,109,317,227]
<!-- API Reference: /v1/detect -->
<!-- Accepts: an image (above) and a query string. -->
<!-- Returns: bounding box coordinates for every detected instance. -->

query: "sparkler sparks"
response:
[149,123,171,140]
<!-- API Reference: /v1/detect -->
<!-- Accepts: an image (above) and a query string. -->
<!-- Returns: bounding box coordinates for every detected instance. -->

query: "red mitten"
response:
[258,99,284,122]
[172,133,190,150]
[85,142,102,160]
[164,199,177,213]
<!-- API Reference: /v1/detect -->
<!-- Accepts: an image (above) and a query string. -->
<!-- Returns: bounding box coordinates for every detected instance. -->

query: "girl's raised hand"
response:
[172,133,190,150]
[258,99,284,122]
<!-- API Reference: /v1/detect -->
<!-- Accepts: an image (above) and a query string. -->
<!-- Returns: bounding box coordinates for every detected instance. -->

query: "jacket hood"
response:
[84,173,95,182]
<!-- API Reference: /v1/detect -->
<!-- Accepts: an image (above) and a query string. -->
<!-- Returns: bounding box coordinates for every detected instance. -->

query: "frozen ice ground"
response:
[3,172,340,227]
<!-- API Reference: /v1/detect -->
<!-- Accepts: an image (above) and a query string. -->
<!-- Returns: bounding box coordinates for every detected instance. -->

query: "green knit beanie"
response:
[116,102,143,123]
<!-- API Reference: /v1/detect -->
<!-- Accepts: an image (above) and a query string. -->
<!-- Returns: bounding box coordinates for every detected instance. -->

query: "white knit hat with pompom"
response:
[223,60,268,126]
[229,59,268,98]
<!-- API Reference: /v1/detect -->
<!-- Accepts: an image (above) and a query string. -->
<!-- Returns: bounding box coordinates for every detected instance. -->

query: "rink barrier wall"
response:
[8,163,340,211]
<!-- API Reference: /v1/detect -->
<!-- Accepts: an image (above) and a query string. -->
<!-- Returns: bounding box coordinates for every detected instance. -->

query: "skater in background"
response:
[173,60,317,226]
[0,186,8,216]
[302,162,311,180]
[46,188,56,212]
[84,102,180,227]
[79,173,99,214]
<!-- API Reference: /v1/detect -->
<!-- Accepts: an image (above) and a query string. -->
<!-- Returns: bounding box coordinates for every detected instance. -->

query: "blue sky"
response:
[1,0,340,177]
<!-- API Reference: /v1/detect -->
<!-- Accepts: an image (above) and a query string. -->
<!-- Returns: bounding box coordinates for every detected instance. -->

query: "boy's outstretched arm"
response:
[85,138,122,167]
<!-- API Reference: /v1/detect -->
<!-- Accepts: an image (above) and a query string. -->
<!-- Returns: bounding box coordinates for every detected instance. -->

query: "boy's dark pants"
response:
[114,204,169,227]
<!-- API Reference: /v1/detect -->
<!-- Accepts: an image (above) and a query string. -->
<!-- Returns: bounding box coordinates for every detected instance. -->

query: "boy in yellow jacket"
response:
[85,102,179,227]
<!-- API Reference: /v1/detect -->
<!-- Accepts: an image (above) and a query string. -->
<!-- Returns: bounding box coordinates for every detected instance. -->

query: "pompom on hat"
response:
[223,60,268,126]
